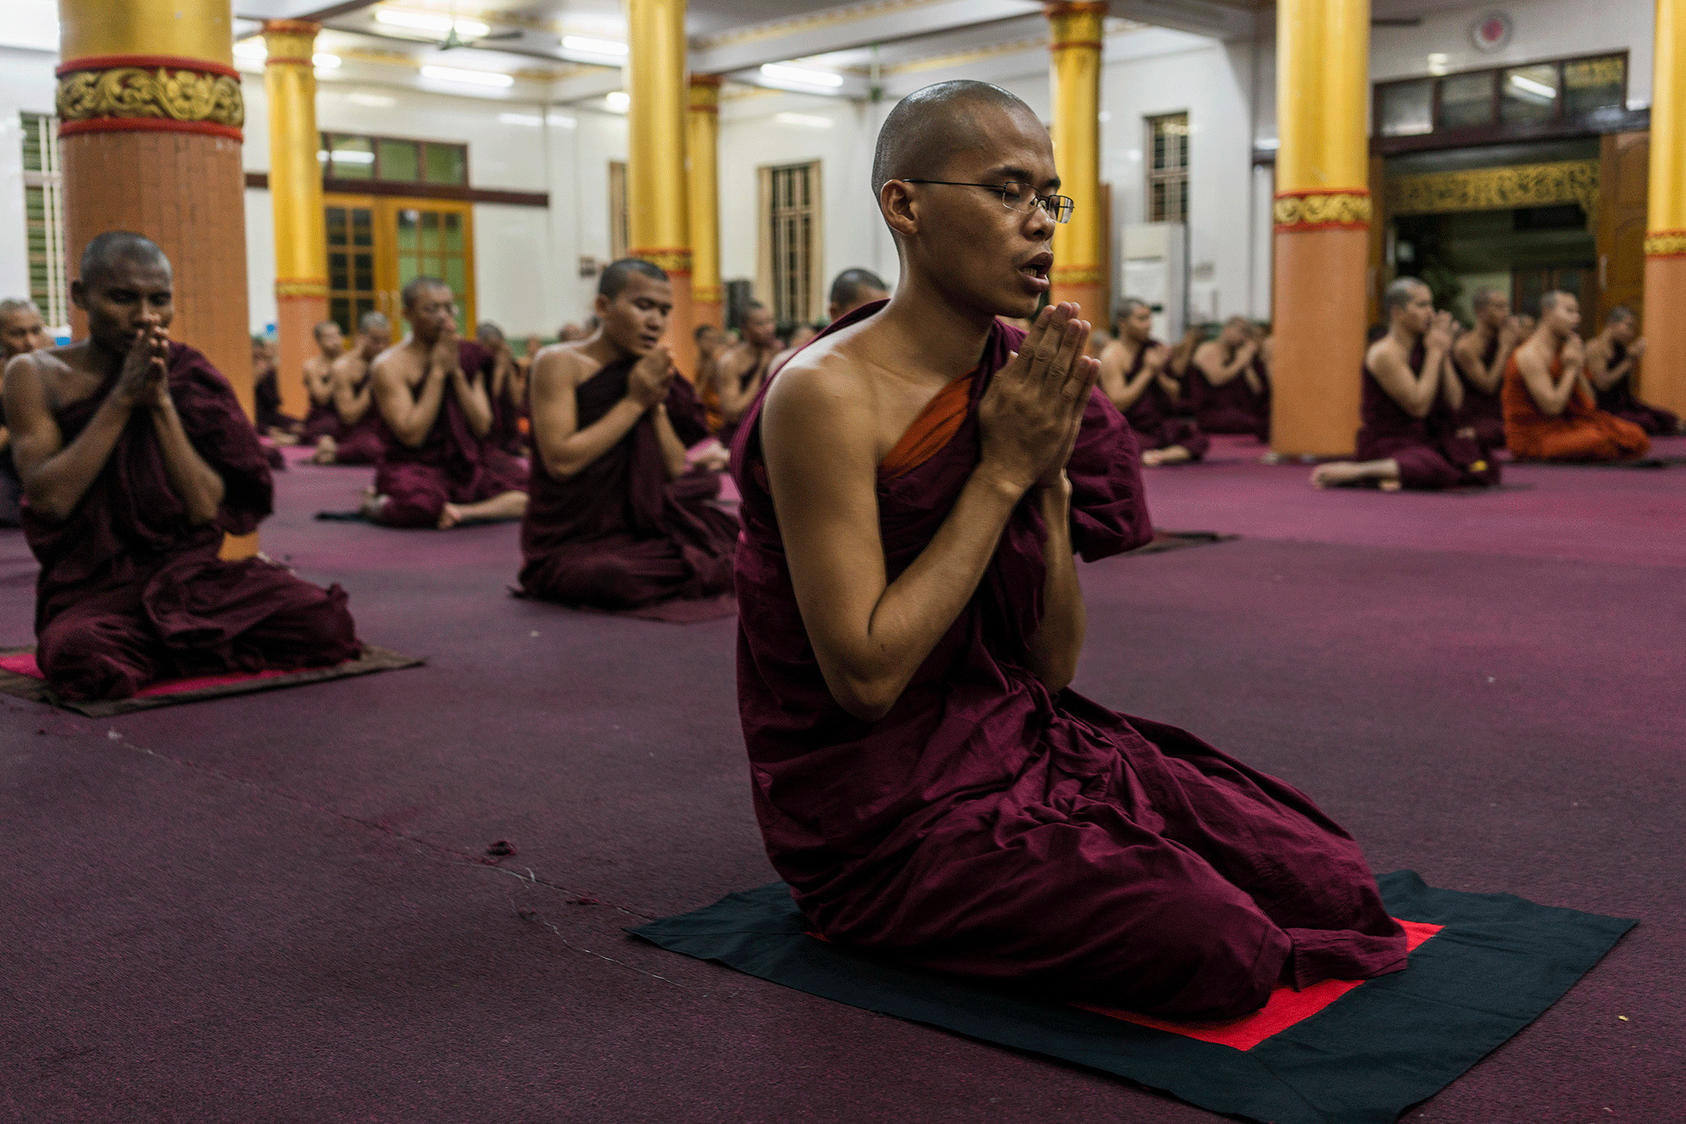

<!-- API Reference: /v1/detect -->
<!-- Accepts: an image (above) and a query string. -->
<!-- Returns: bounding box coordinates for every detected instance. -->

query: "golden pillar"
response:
[1642,0,1686,413]
[687,74,724,332]
[56,0,254,555]
[625,0,697,379]
[1271,0,1371,456]
[263,20,329,423]
[1047,2,1107,324]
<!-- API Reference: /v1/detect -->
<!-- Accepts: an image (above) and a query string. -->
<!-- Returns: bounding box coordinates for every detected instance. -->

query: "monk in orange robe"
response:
[1504,291,1649,463]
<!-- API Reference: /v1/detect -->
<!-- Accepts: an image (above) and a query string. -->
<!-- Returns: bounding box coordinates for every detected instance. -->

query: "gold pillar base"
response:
[1642,250,1686,414]
[1271,225,1368,457]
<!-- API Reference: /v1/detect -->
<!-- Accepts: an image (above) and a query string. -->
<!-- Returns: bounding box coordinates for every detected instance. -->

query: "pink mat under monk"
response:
[0,651,294,696]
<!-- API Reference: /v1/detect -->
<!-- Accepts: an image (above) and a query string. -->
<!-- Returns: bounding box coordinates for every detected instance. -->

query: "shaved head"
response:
[80,230,169,289]
[871,80,1038,195]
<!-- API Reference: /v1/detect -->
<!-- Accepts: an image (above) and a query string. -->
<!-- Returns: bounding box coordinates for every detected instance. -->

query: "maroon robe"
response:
[1357,345,1500,489]
[252,359,298,434]
[372,341,528,528]
[731,309,1406,1019]
[1190,349,1270,439]
[23,342,359,700]
[300,399,340,442]
[488,367,528,455]
[1594,341,1679,436]
[1117,339,1209,460]
[519,359,734,608]
[1455,335,1507,449]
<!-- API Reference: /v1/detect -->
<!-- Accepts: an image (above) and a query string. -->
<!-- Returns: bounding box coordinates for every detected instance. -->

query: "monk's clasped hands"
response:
[978,301,1101,494]
[627,343,676,409]
[114,324,170,410]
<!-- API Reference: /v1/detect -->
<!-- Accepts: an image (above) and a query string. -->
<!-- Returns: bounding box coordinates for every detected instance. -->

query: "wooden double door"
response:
[324,194,476,334]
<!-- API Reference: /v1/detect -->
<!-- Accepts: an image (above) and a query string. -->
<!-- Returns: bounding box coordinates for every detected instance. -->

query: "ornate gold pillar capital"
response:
[261,19,321,66]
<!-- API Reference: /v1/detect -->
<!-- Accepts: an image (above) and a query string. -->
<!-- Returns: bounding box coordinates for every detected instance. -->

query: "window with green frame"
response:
[20,111,70,335]
[319,131,469,187]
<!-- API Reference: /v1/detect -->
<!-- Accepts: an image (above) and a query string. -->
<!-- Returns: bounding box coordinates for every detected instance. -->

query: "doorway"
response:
[324,194,477,334]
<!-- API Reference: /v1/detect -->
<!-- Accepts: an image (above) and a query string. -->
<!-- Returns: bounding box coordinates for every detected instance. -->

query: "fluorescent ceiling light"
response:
[314,53,341,69]
[498,112,545,127]
[317,149,376,164]
[421,64,515,88]
[375,8,490,38]
[774,112,833,129]
[605,91,631,113]
[561,35,627,58]
[759,63,844,90]
[1507,73,1556,100]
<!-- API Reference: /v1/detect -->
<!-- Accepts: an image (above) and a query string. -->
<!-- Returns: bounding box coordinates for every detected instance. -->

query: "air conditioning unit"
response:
[1117,222,1186,342]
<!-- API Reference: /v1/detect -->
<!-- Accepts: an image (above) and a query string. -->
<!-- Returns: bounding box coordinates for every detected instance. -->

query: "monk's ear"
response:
[880,180,918,240]
[593,292,611,320]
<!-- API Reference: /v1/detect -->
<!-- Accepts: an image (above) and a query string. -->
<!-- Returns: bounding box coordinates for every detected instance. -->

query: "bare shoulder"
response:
[762,334,873,443]
[1366,335,1406,371]
[531,341,592,388]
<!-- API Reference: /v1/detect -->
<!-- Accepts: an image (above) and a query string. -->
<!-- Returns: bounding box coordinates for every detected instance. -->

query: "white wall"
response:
[0,48,59,313]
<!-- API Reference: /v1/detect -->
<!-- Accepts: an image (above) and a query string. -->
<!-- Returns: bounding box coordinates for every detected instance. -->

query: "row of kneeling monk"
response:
[6,83,1628,1020]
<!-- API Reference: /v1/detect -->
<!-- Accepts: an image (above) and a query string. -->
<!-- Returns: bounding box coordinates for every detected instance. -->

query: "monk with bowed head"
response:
[1098,297,1208,465]
[361,277,528,528]
[1190,316,1270,440]
[2,232,359,700]
[518,259,736,610]
[733,80,1406,1018]
[299,320,345,444]
[1504,292,1650,463]
[1311,277,1499,490]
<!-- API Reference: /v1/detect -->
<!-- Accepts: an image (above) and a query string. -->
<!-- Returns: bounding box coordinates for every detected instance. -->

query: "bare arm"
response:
[1584,339,1635,392]
[1194,340,1255,387]
[1516,340,1582,417]
[1437,350,1465,413]
[303,359,334,406]
[5,335,178,522]
[330,356,373,424]
[449,364,495,439]
[530,345,671,479]
[372,354,448,449]
[762,306,1095,721]
[1096,341,1159,412]
[716,349,766,423]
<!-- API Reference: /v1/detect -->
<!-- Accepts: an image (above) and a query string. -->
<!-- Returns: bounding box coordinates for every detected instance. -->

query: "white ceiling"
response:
[222,0,1469,106]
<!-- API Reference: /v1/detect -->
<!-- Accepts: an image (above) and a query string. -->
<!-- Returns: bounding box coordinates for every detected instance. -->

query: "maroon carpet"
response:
[0,441,1680,1122]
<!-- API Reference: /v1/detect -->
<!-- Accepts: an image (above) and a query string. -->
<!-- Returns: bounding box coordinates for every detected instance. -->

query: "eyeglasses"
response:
[900,179,1075,224]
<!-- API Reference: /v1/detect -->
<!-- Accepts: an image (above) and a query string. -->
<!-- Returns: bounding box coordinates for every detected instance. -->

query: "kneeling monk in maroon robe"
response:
[734,82,1406,1020]
[520,258,735,609]
[363,277,527,529]
[1585,307,1681,436]
[1311,277,1499,490]
[3,232,359,701]
[311,311,390,466]
[1098,297,1208,465]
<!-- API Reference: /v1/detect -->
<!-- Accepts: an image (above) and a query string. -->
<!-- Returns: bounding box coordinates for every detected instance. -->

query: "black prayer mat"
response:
[0,644,424,717]
[631,872,1633,1124]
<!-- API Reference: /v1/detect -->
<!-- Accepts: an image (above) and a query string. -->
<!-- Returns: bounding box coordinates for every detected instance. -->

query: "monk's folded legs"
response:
[37,592,163,700]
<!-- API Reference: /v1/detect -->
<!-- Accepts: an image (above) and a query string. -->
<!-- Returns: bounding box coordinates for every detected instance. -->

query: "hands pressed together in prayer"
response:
[430,328,463,380]
[626,344,677,410]
[978,302,1100,495]
[1424,311,1456,354]
[113,324,170,411]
